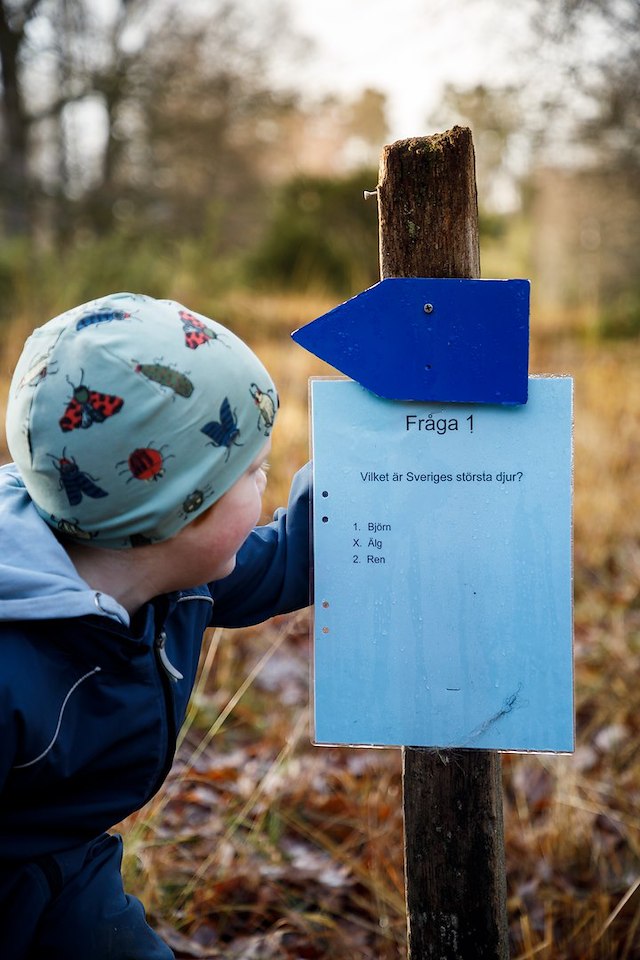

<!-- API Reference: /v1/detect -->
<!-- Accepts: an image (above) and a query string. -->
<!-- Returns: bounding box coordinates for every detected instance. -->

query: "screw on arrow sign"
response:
[291,277,530,405]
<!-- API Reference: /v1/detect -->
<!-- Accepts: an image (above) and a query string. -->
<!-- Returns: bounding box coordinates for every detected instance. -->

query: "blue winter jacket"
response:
[0,461,311,863]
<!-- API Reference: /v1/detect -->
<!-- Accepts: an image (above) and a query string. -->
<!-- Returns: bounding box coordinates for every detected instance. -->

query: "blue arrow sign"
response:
[291,278,530,404]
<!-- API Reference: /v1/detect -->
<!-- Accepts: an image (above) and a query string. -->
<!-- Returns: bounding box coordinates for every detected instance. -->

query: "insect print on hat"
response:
[178,309,229,350]
[51,515,97,541]
[201,397,243,461]
[49,450,109,506]
[250,383,277,436]
[59,373,124,432]
[117,445,175,482]
[129,532,154,547]
[16,354,59,393]
[180,483,215,520]
[75,308,132,331]
[133,360,194,398]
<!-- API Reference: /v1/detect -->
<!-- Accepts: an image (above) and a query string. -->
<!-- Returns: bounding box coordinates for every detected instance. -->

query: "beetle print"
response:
[117,445,174,482]
[178,309,228,350]
[133,361,194,398]
[59,374,124,432]
[250,382,277,435]
[182,489,205,514]
[49,451,109,506]
[201,397,243,461]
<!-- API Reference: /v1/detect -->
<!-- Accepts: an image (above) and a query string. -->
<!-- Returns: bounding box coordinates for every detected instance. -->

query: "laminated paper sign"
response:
[311,377,573,752]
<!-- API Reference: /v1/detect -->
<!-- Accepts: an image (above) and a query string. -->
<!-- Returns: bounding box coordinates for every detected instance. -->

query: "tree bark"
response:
[377,126,508,960]
[0,0,36,234]
[378,128,480,281]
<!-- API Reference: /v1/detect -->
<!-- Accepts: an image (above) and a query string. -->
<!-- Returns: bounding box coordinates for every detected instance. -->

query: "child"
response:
[0,293,311,959]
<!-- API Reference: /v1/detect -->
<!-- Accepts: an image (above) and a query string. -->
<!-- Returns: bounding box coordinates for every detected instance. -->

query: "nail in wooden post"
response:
[377,127,509,959]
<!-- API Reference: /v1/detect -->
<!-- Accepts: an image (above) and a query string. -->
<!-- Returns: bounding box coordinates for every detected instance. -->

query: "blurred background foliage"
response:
[0,0,638,334]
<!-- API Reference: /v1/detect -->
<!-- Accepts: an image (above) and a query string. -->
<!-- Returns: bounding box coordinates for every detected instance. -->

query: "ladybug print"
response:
[117,445,174,482]
[201,397,243,461]
[49,451,108,506]
[178,309,228,350]
[76,308,131,331]
[60,373,124,432]
[133,361,194,398]
[250,382,277,435]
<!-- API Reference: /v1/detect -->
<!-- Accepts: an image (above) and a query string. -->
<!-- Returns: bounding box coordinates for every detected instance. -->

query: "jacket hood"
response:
[0,463,129,624]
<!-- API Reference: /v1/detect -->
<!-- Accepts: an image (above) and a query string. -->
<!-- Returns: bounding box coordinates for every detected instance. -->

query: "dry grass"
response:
[1,293,639,958]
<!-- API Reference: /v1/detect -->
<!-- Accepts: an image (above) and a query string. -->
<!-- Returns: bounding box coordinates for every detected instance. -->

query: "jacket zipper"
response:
[155,630,184,682]
[149,630,182,799]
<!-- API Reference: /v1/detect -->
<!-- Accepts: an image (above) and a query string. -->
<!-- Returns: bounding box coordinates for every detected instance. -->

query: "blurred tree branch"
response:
[0,0,305,243]
[529,0,640,171]
[0,0,45,232]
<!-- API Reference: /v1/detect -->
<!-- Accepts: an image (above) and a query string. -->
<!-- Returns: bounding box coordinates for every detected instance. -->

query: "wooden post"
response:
[377,127,509,959]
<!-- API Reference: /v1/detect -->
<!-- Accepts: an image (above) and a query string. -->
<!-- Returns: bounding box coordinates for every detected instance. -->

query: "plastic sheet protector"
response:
[311,377,574,752]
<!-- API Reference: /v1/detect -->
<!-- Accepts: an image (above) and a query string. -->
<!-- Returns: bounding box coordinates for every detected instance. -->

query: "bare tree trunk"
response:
[0,0,41,234]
